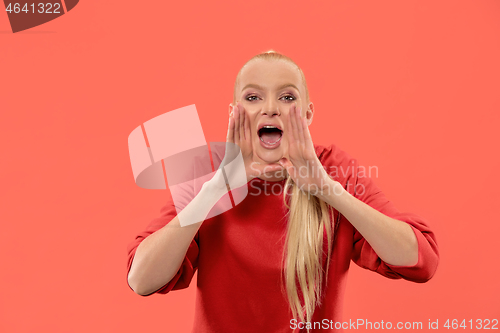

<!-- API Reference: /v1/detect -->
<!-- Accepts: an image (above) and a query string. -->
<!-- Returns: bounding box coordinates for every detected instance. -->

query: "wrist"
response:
[177,170,229,227]
[317,178,346,206]
[203,168,230,195]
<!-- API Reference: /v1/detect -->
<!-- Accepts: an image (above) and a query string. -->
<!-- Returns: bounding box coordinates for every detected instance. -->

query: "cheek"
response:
[247,111,260,127]
[282,115,291,131]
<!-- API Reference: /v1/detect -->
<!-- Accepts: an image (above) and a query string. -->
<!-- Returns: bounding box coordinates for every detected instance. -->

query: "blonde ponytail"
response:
[281,176,334,330]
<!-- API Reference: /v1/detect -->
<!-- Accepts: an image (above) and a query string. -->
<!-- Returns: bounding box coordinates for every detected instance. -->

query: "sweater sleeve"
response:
[126,199,199,295]
[350,162,439,283]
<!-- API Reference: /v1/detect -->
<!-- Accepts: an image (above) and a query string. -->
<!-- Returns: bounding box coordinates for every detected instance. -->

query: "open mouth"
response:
[258,125,283,148]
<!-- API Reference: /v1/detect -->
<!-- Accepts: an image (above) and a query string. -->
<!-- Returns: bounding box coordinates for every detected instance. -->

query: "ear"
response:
[228,103,234,117]
[305,102,314,126]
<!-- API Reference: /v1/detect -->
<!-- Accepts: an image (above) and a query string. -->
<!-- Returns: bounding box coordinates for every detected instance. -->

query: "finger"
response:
[233,104,240,143]
[294,103,302,142]
[244,107,251,142]
[278,157,296,179]
[303,116,314,147]
[227,113,235,143]
[239,103,245,141]
[278,157,293,169]
[296,105,305,143]
[303,114,311,140]
[239,104,246,141]
[235,103,243,142]
[286,107,296,145]
[289,103,299,142]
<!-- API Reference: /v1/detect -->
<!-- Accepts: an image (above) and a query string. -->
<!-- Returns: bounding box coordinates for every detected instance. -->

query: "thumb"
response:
[265,162,284,172]
[279,158,294,174]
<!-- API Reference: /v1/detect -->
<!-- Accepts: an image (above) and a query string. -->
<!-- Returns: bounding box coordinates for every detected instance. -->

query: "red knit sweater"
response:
[126,143,439,332]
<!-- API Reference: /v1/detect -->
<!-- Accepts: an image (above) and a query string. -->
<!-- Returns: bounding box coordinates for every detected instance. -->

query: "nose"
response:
[260,104,281,117]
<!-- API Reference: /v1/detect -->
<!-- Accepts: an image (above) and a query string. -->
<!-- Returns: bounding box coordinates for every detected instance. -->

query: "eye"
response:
[280,94,296,102]
[245,94,259,102]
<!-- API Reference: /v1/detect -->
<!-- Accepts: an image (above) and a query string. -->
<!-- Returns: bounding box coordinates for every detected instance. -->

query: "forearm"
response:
[128,172,228,296]
[319,180,418,266]
[127,214,200,296]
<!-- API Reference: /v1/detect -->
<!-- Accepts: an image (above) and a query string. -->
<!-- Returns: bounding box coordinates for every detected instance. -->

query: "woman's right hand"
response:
[226,102,283,184]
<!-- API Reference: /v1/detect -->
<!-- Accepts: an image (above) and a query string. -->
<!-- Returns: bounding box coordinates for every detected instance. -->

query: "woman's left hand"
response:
[278,103,338,199]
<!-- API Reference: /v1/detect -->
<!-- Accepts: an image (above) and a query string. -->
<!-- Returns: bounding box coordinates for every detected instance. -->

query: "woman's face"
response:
[231,59,314,165]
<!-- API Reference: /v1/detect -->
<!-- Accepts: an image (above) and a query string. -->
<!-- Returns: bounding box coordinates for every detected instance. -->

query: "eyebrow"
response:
[241,83,300,93]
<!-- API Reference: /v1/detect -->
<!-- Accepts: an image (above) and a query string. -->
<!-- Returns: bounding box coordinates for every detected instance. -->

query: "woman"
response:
[126,50,439,333]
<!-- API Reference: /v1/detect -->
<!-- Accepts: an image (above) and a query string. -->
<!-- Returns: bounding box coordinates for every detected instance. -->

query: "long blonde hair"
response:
[233,50,335,329]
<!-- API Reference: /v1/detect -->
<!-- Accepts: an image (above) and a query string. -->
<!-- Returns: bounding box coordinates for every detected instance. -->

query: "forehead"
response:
[238,59,303,92]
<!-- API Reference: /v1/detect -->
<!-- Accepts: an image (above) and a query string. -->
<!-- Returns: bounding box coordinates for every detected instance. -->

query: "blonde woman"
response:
[126,50,439,333]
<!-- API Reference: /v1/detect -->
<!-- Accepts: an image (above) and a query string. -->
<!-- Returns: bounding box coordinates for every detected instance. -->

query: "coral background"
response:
[1,0,499,331]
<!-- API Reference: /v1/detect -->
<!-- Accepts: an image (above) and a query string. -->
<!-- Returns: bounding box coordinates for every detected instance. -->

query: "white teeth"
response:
[262,125,278,129]
[260,136,282,145]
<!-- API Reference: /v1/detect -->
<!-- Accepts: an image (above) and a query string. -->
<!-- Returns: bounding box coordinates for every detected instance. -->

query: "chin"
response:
[255,146,284,164]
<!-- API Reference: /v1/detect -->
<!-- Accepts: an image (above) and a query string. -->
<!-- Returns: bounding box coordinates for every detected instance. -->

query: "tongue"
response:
[261,131,281,144]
